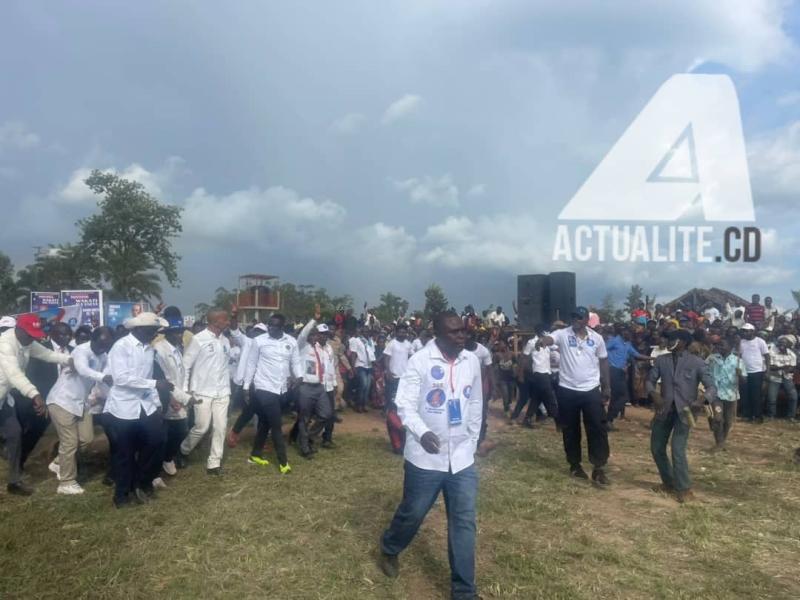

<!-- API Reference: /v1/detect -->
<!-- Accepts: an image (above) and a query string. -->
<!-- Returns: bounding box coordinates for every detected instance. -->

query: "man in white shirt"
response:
[379,311,483,600]
[738,323,769,423]
[348,327,373,413]
[465,334,493,451]
[764,296,783,332]
[227,323,267,448]
[243,313,300,474]
[539,306,611,485]
[179,309,232,475]
[317,324,339,449]
[767,336,796,419]
[0,314,73,495]
[104,312,173,508]
[47,326,114,495]
[411,330,431,354]
[512,326,558,428]
[383,324,413,453]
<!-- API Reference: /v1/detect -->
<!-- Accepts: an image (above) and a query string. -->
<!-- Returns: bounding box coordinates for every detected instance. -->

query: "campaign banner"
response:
[104,301,149,329]
[30,291,61,313]
[61,290,104,327]
[31,305,84,331]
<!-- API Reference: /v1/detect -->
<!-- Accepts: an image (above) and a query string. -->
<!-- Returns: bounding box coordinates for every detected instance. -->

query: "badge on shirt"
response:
[430,365,445,380]
[447,398,462,425]
[426,388,446,408]
[568,336,577,347]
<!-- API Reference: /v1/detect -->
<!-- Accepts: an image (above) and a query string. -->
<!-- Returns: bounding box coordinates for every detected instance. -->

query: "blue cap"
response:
[165,316,184,331]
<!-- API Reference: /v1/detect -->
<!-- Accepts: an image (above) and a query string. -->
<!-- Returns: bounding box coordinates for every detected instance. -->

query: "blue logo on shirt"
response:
[463,385,472,399]
[587,339,595,347]
[426,388,446,408]
[431,365,445,380]
[568,336,577,347]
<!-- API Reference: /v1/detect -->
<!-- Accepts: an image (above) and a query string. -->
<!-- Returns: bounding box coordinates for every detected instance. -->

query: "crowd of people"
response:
[1,292,799,599]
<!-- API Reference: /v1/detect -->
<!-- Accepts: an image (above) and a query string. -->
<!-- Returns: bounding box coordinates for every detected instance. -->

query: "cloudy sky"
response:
[1,1,799,316]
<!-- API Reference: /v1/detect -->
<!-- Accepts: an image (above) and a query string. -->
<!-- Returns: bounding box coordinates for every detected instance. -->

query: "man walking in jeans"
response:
[348,327,373,412]
[538,306,611,486]
[379,311,483,600]
[738,323,769,423]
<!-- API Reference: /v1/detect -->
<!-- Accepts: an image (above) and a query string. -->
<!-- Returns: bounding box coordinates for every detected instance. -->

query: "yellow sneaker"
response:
[248,456,270,467]
[279,463,292,475]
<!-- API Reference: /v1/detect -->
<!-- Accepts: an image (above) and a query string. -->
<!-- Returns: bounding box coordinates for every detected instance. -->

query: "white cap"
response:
[0,316,16,328]
[316,324,330,333]
[124,312,169,329]
[740,323,755,331]
[254,323,268,332]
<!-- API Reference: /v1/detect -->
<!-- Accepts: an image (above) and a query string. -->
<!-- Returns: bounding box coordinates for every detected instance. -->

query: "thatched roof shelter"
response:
[664,288,749,311]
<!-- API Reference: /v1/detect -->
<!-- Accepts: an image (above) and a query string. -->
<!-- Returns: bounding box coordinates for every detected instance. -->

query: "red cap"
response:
[16,314,46,340]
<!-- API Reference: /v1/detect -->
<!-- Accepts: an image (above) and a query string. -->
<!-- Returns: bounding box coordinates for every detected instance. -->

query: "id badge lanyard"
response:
[446,359,462,426]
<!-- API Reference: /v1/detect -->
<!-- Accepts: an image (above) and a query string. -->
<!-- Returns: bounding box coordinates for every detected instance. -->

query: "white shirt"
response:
[739,337,768,373]
[396,340,483,474]
[297,320,326,385]
[244,333,301,394]
[768,348,796,382]
[348,336,371,368]
[469,342,492,367]
[228,345,241,380]
[0,329,71,400]
[154,339,191,419]
[46,342,107,417]
[104,333,161,420]
[550,326,608,391]
[321,342,337,392]
[764,304,783,331]
[233,335,253,386]
[183,328,232,398]
[411,338,425,353]
[703,307,721,322]
[383,338,413,378]
[523,336,551,374]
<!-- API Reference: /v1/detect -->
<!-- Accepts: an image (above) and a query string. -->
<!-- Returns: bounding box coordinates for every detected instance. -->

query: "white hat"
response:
[316,323,330,333]
[254,323,268,332]
[124,312,169,330]
[0,316,16,328]
[740,323,755,331]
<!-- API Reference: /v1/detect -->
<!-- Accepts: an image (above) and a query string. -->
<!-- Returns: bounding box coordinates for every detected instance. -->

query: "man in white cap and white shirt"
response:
[46,325,115,495]
[104,312,173,508]
[179,309,232,475]
[0,314,73,495]
[227,322,268,448]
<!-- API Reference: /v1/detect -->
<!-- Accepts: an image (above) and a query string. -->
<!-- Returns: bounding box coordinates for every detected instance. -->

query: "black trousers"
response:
[512,373,558,421]
[322,390,336,443]
[10,393,49,469]
[296,383,333,453]
[742,372,765,419]
[163,418,188,463]
[107,409,164,502]
[0,401,23,484]
[94,412,115,481]
[556,386,609,469]
[607,367,629,422]
[232,397,257,434]
[251,390,288,465]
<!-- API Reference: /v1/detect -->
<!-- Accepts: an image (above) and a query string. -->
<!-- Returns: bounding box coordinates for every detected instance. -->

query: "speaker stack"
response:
[517,271,576,329]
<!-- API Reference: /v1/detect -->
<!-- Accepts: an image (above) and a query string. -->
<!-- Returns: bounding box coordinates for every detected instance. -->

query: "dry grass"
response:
[1,405,799,599]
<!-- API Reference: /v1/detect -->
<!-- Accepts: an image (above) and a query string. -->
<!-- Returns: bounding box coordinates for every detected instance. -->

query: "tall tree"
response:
[374,292,409,325]
[195,287,237,319]
[0,252,21,314]
[77,170,182,302]
[15,244,100,298]
[423,284,449,321]
[624,284,645,313]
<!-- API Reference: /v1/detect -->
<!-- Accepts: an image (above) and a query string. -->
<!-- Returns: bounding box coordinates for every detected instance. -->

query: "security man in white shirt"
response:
[538,306,612,485]
[243,313,300,474]
[348,327,373,412]
[227,323,267,448]
[379,311,483,600]
[104,312,173,508]
[179,309,232,475]
[46,326,114,495]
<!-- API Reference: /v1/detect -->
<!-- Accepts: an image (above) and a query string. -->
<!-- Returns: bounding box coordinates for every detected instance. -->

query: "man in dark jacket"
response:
[647,329,717,503]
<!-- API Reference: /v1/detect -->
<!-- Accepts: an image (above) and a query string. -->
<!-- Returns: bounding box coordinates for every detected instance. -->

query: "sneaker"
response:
[175,452,189,469]
[48,460,61,480]
[152,477,168,490]
[591,468,610,487]
[248,455,270,467]
[226,429,240,448]
[57,482,85,495]
[378,552,399,578]
[570,466,589,480]
[7,482,34,496]
[279,463,292,474]
[206,467,222,476]
[162,461,177,476]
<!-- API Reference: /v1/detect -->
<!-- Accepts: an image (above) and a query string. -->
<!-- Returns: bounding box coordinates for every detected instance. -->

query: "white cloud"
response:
[393,174,460,207]
[381,94,422,124]
[748,121,800,197]
[57,156,186,204]
[342,222,417,268]
[777,90,800,106]
[0,121,40,151]
[330,112,367,135]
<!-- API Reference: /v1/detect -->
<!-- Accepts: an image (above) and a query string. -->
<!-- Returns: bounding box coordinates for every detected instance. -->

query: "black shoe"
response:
[605,422,617,432]
[206,467,222,476]
[113,496,133,509]
[570,466,589,480]
[300,449,315,460]
[378,552,399,578]
[321,440,336,449]
[134,488,152,504]
[522,419,534,429]
[175,453,189,469]
[102,475,114,487]
[7,482,34,496]
[756,417,764,424]
[592,468,610,487]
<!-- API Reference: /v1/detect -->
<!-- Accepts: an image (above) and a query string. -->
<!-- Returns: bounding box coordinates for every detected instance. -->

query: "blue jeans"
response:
[382,461,478,599]
[356,367,372,410]
[650,407,691,491]
[767,379,798,418]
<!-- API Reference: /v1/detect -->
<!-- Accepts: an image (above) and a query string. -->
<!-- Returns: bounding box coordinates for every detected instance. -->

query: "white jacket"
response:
[183,328,231,398]
[396,340,483,474]
[0,329,71,400]
[154,339,192,419]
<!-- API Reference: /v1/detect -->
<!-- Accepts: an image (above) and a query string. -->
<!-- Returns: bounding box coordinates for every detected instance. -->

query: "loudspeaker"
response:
[517,274,547,329]
[547,271,576,323]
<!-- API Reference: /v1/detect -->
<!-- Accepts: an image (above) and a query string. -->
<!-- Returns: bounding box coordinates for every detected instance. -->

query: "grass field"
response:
[1,405,799,600]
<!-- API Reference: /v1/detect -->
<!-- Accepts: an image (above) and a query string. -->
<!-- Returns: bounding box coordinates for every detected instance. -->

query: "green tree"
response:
[374,292,409,325]
[0,252,21,314]
[423,284,449,321]
[195,287,237,319]
[15,244,100,300]
[596,293,616,324]
[624,284,645,314]
[792,290,800,307]
[77,170,182,302]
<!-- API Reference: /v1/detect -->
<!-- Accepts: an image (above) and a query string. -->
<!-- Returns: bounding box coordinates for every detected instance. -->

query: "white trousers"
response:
[180,394,230,469]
